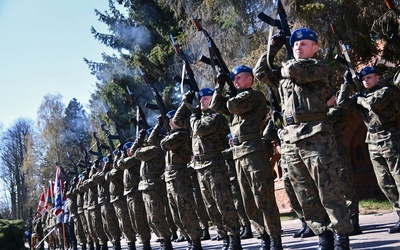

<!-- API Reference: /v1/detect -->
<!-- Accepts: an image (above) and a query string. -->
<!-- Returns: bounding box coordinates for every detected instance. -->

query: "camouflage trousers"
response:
[235,150,281,237]
[89,207,108,245]
[337,143,359,216]
[126,191,152,242]
[166,170,203,241]
[196,159,240,236]
[142,187,171,239]
[368,135,400,210]
[83,209,96,243]
[281,163,303,219]
[281,133,353,235]
[226,158,251,227]
[190,167,211,230]
[76,212,88,245]
[112,198,136,243]
[100,202,121,244]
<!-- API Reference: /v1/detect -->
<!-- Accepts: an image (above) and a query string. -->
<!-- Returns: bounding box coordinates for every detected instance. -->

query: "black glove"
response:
[271,31,285,48]
[157,115,163,126]
[107,153,113,163]
[184,91,195,104]
[344,70,352,84]
[191,106,202,119]
[217,71,227,84]
[139,129,147,139]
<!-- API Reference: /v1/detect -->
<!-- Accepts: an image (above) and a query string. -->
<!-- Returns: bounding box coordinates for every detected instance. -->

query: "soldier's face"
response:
[200,96,212,110]
[233,72,253,90]
[361,73,379,89]
[293,39,318,59]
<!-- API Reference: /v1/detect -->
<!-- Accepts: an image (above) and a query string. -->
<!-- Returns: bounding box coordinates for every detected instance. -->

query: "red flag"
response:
[36,186,46,216]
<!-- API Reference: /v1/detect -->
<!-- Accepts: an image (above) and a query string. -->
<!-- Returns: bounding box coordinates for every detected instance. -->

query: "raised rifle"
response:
[188,8,237,97]
[66,152,79,177]
[258,0,293,68]
[331,23,364,92]
[98,117,122,153]
[170,34,200,109]
[138,66,171,132]
[386,0,400,19]
[125,85,151,136]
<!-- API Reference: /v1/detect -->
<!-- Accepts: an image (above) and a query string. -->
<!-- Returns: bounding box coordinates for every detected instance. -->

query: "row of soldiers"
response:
[31,10,400,250]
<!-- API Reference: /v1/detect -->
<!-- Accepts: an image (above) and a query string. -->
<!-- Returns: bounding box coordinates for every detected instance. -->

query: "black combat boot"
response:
[293,218,307,238]
[200,227,211,241]
[317,230,334,250]
[127,242,136,250]
[301,226,315,238]
[221,235,230,250]
[228,234,242,250]
[160,238,173,250]
[270,236,283,250]
[191,239,202,250]
[349,213,362,236]
[101,243,108,250]
[80,244,87,250]
[142,239,151,250]
[388,210,400,234]
[95,242,101,250]
[113,240,121,250]
[88,241,95,250]
[171,231,178,241]
[240,224,253,240]
[259,232,270,250]
[333,233,350,250]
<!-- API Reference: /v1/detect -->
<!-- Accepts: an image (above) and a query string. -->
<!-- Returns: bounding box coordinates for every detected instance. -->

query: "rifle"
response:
[125,85,151,133]
[77,140,92,169]
[330,23,364,92]
[170,34,201,109]
[88,131,110,165]
[98,118,122,153]
[258,0,293,69]
[66,152,79,177]
[138,66,171,132]
[187,8,237,97]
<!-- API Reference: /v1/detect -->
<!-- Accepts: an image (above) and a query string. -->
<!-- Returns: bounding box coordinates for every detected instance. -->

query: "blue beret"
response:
[166,110,176,120]
[358,66,377,79]
[230,65,253,80]
[113,149,119,156]
[102,157,109,163]
[123,141,133,151]
[289,28,318,47]
[78,174,83,179]
[197,87,214,99]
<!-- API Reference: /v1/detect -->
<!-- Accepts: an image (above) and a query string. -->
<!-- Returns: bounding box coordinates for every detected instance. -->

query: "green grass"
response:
[279,198,393,220]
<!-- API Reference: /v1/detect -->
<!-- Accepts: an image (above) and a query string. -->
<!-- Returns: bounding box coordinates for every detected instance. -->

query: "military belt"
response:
[193,151,222,161]
[140,174,160,180]
[232,133,261,145]
[283,113,328,126]
[368,121,397,133]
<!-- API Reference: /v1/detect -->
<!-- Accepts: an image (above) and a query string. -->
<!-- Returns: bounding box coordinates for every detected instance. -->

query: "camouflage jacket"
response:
[91,166,111,205]
[337,82,400,143]
[255,56,333,143]
[160,128,192,182]
[83,167,99,210]
[104,159,125,203]
[134,130,165,191]
[117,151,141,196]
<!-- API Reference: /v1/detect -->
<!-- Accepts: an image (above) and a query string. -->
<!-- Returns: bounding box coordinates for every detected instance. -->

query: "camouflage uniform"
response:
[66,178,82,249]
[91,160,122,249]
[133,124,172,248]
[174,102,241,241]
[328,107,360,217]
[160,126,203,247]
[117,146,152,248]
[104,155,137,249]
[75,176,89,249]
[78,173,96,249]
[337,79,400,214]
[210,85,282,244]
[84,166,109,249]
[254,55,352,236]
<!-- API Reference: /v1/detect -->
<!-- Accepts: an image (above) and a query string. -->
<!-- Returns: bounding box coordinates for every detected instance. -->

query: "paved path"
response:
[34,211,400,249]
